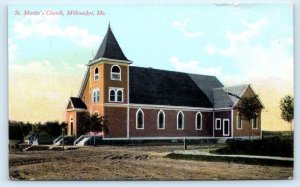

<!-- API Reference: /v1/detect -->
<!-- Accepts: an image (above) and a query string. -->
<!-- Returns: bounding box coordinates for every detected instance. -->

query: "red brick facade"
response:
[66,61,262,140]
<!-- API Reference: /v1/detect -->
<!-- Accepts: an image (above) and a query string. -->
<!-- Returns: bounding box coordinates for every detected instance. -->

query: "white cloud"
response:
[169,56,222,76]
[207,18,269,56]
[13,15,101,48]
[172,18,203,38]
[204,17,293,90]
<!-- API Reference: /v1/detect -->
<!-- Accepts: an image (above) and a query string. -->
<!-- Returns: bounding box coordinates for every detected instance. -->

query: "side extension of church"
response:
[66,25,264,140]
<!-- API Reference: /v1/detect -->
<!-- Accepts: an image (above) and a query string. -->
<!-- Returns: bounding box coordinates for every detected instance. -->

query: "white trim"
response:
[90,57,133,65]
[223,119,230,136]
[66,108,87,112]
[94,66,99,81]
[110,65,121,81]
[215,118,221,130]
[102,136,233,140]
[127,66,130,138]
[104,103,233,111]
[109,88,124,102]
[231,109,233,138]
[236,112,242,129]
[251,117,258,129]
[213,111,215,137]
[92,88,100,103]
[233,136,262,140]
[129,103,216,111]
[69,116,74,136]
[136,109,144,130]
[213,107,234,111]
[157,110,165,130]
[233,84,264,108]
[78,66,89,98]
[177,111,184,130]
[195,112,202,130]
[109,87,124,90]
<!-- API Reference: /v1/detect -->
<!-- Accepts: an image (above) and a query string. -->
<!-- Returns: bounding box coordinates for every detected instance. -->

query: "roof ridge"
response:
[213,84,250,90]
[131,66,218,78]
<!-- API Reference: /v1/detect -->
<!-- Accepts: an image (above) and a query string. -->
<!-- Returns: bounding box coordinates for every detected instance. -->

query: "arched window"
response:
[157,110,165,129]
[252,114,258,129]
[94,67,99,80]
[109,90,115,102]
[117,90,123,102]
[136,109,144,129]
[109,88,123,102]
[177,111,184,130]
[111,65,121,80]
[195,112,202,130]
[237,112,242,129]
[93,89,100,103]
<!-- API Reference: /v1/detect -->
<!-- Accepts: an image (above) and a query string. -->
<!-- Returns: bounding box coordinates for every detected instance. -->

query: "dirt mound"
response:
[9,158,49,167]
[103,154,149,161]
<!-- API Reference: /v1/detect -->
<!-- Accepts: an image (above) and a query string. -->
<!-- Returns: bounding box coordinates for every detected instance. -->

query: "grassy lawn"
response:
[210,131,293,157]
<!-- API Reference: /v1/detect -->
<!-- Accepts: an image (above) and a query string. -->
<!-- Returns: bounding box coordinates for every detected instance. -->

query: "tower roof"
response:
[93,25,129,61]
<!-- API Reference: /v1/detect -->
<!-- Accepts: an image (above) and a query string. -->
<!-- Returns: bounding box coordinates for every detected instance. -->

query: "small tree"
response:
[280,95,294,131]
[227,93,263,140]
[76,112,109,138]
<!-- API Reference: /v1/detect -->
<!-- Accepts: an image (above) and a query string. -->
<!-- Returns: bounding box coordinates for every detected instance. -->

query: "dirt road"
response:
[9,145,293,180]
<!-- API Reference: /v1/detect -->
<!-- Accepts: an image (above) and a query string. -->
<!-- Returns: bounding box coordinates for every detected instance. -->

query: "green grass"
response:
[165,153,293,167]
[210,136,293,157]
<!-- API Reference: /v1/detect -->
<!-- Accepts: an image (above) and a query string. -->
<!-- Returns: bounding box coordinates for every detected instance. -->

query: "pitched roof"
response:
[129,66,220,108]
[93,25,129,61]
[189,74,223,104]
[213,84,249,108]
[69,97,87,109]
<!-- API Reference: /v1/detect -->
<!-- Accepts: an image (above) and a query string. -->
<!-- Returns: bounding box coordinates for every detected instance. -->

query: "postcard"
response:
[8,3,293,180]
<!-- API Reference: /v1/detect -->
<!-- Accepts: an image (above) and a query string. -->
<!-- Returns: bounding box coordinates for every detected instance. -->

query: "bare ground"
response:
[9,145,293,180]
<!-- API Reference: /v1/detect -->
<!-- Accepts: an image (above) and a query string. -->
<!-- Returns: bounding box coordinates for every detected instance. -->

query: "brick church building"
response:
[66,25,263,141]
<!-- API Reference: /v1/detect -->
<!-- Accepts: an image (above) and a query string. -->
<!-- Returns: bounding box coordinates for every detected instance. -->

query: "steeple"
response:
[93,24,129,62]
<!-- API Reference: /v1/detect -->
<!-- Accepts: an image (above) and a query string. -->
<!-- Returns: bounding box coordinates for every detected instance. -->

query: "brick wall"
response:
[129,108,213,138]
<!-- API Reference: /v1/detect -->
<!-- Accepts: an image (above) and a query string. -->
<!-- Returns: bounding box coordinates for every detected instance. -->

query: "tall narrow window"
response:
[215,118,221,130]
[223,119,230,136]
[157,110,165,129]
[94,67,99,80]
[69,117,73,136]
[252,115,258,129]
[195,112,202,130]
[136,109,144,129]
[93,89,100,103]
[237,112,242,129]
[117,90,123,102]
[111,65,121,80]
[109,90,115,102]
[177,111,184,130]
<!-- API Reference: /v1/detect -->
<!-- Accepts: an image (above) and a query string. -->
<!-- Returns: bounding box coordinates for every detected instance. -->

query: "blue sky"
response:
[9,4,293,81]
[8,4,294,128]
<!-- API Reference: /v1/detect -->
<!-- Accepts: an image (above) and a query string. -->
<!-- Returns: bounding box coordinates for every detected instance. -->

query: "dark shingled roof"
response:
[93,25,128,61]
[189,74,224,104]
[213,84,249,108]
[69,97,87,109]
[129,66,220,108]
